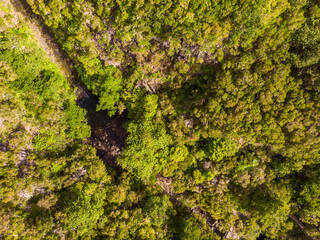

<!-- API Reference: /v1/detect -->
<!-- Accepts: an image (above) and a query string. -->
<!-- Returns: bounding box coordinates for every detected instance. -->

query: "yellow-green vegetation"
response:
[1,0,320,239]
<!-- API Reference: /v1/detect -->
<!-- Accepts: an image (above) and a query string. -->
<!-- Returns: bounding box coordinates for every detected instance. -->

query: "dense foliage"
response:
[0,2,220,239]
[2,0,320,239]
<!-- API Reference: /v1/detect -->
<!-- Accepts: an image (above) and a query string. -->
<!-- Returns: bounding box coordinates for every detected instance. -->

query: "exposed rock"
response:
[18,189,34,200]
[203,161,212,169]
[18,149,28,161]
[225,226,239,239]
[184,118,194,128]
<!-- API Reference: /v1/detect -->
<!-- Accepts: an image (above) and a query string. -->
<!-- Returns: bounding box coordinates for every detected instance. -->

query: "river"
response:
[7,0,231,237]
[8,0,127,168]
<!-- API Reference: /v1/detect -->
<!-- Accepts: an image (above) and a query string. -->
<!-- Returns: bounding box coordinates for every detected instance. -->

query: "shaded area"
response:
[79,95,126,170]
[9,0,127,170]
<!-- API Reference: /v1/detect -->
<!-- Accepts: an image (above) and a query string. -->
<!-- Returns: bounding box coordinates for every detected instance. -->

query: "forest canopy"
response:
[1,0,320,239]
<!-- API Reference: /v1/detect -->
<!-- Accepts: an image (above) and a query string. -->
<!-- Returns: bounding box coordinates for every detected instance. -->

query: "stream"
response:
[79,96,126,169]
[7,0,235,238]
[9,0,127,168]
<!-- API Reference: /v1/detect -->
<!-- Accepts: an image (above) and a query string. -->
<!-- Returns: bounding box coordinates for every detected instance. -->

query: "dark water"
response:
[78,94,100,115]
[78,95,126,169]
[257,234,266,240]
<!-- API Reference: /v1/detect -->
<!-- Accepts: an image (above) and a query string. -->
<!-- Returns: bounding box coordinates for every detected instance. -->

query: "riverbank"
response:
[8,0,126,168]
[6,1,229,237]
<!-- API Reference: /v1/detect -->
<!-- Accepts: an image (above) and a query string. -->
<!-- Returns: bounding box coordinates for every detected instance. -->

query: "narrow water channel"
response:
[79,95,126,169]
[9,0,127,169]
[9,0,225,235]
